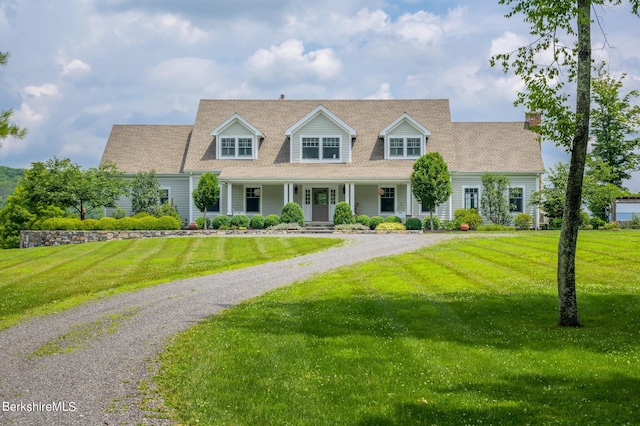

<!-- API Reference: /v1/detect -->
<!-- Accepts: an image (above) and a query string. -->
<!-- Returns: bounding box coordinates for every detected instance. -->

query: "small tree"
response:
[480,173,511,225]
[281,202,305,226]
[411,153,452,231]
[192,172,220,230]
[130,170,163,215]
[333,201,355,225]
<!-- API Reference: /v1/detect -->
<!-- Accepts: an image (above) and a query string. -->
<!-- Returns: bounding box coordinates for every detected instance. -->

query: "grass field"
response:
[0,236,341,330]
[157,231,640,425]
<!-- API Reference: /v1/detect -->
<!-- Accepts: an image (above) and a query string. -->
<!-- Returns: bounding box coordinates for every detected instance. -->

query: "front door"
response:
[312,188,329,221]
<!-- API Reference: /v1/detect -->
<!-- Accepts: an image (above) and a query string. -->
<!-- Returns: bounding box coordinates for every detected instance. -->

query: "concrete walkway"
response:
[0,233,465,425]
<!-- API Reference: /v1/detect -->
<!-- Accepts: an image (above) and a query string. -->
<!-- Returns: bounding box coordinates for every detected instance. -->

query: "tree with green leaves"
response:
[491,0,640,327]
[531,162,571,222]
[192,172,220,229]
[583,157,626,221]
[410,153,452,231]
[18,158,127,220]
[480,173,512,225]
[130,170,163,215]
[1,52,27,147]
[590,68,640,189]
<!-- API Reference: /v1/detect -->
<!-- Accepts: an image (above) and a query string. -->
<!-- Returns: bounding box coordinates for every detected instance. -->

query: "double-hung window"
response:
[464,188,479,210]
[301,136,341,161]
[220,137,253,159]
[388,136,422,158]
[381,187,395,213]
[246,187,260,213]
[509,187,524,212]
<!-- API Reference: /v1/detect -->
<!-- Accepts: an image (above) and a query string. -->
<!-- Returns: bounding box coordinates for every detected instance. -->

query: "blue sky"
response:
[1,1,639,190]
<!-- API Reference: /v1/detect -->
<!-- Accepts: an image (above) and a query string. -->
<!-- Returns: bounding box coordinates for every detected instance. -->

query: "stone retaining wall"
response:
[20,229,424,248]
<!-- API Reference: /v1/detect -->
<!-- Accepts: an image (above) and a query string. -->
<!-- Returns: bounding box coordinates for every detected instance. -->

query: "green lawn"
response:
[0,236,341,330]
[157,231,640,425]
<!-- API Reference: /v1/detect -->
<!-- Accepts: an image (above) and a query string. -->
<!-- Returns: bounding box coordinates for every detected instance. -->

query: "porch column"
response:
[289,183,294,204]
[406,183,412,216]
[344,184,351,208]
[448,193,453,221]
[349,183,355,209]
[188,174,194,224]
[283,183,290,205]
[227,183,233,215]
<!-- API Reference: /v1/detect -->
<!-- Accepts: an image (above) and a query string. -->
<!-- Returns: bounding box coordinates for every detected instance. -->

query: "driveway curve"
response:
[0,233,466,425]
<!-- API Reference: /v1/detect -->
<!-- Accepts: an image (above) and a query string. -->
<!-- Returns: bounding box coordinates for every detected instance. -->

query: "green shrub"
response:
[549,217,563,230]
[376,222,406,231]
[81,219,100,230]
[355,215,370,228]
[442,219,461,230]
[112,207,126,219]
[454,208,483,230]
[265,214,281,228]
[156,216,181,230]
[514,213,534,230]
[155,202,182,222]
[604,221,619,230]
[196,216,213,229]
[250,214,265,229]
[422,215,442,230]
[132,212,150,219]
[626,213,640,229]
[477,224,515,231]
[333,202,355,225]
[212,215,231,230]
[579,211,591,229]
[405,218,422,230]
[231,214,250,228]
[369,216,384,230]
[384,215,402,223]
[137,216,158,230]
[281,202,305,226]
[97,217,118,230]
[38,217,82,230]
[590,216,606,229]
[116,217,137,230]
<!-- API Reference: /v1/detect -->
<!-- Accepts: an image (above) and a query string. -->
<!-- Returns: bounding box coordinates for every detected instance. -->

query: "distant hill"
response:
[0,166,25,204]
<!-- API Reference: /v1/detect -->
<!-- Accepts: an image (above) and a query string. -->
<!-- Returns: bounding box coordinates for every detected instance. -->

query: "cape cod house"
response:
[100,99,544,227]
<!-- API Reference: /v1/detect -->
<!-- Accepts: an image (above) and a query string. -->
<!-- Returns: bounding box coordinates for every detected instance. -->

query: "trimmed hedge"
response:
[405,218,422,230]
[369,216,384,230]
[212,215,231,229]
[265,214,281,228]
[422,215,441,230]
[376,222,406,231]
[250,214,266,229]
[34,216,181,231]
[384,215,402,223]
[281,202,305,227]
[231,214,250,228]
[355,215,371,228]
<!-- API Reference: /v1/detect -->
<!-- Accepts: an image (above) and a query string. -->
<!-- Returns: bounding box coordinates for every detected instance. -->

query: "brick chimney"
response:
[280,94,285,100]
[525,112,541,130]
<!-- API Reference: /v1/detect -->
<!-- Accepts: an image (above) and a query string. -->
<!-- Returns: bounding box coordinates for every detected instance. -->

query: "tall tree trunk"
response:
[557,0,591,327]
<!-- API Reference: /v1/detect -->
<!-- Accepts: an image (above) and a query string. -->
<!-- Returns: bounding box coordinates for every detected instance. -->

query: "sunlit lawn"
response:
[158,231,640,425]
[0,236,341,330]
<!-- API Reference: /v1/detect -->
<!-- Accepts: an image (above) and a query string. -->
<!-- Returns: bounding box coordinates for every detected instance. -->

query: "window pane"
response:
[238,138,252,157]
[221,138,235,157]
[464,188,478,209]
[322,137,340,160]
[246,187,260,212]
[390,138,404,157]
[207,198,220,212]
[509,187,523,212]
[159,189,169,205]
[381,187,395,212]
[302,137,319,159]
[407,138,421,156]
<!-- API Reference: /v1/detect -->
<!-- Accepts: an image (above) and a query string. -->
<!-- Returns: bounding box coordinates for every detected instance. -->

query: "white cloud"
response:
[395,10,443,45]
[157,13,207,44]
[23,84,59,97]
[489,31,530,58]
[246,39,342,83]
[366,82,393,99]
[61,59,92,77]
[146,57,221,90]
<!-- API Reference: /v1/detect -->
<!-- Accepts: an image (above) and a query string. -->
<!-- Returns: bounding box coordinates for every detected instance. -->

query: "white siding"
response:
[291,114,350,162]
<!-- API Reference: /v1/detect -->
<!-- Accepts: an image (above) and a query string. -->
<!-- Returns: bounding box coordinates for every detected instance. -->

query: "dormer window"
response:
[211,113,264,160]
[380,113,431,160]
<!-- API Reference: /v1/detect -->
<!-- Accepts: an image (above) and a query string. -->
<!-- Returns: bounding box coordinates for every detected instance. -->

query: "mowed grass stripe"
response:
[157,230,640,426]
[0,236,341,330]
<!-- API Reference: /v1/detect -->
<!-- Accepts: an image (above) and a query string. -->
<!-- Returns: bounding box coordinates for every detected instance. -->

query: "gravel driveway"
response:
[0,233,465,425]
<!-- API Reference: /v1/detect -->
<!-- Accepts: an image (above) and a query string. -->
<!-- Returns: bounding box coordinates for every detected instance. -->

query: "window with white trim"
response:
[388,136,423,159]
[464,188,479,210]
[246,187,260,213]
[381,187,395,213]
[159,188,170,205]
[301,136,341,161]
[220,137,253,159]
[509,187,524,212]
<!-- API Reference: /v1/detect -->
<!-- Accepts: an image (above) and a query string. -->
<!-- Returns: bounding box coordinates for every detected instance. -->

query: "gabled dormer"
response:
[380,113,431,160]
[285,105,357,163]
[211,113,264,160]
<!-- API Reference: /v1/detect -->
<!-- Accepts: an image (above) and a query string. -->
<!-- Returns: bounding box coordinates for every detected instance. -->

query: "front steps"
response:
[300,222,335,234]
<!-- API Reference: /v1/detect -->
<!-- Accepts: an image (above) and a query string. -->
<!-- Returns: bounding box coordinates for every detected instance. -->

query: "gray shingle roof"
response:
[100,99,544,177]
